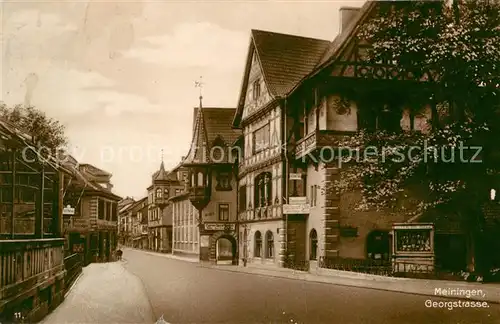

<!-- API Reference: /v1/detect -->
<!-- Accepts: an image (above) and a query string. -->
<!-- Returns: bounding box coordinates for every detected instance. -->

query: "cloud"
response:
[2,65,162,119]
[122,21,248,70]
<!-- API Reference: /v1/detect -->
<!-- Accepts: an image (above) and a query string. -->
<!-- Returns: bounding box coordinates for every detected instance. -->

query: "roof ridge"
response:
[251,29,329,42]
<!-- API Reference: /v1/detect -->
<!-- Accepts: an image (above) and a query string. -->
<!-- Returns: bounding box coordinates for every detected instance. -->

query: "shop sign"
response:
[288,197,307,205]
[204,223,235,231]
[63,205,75,215]
[283,204,310,214]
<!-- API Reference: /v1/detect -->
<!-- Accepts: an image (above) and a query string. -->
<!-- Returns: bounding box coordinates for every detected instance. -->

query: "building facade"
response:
[147,161,183,252]
[62,158,121,265]
[182,104,241,264]
[0,120,68,322]
[171,163,200,257]
[130,197,148,249]
[117,197,135,246]
[232,29,333,268]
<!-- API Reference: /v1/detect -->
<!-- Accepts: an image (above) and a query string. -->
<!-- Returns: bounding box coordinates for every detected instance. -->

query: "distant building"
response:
[118,197,135,245]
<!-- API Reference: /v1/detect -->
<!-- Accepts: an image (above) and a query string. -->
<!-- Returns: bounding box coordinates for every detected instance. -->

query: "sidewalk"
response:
[126,248,500,304]
[41,262,156,324]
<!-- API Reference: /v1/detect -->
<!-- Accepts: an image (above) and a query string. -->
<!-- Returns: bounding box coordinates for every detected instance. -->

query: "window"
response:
[156,188,162,198]
[239,185,247,212]
[164,188,169,196]
[98,199,105,219]
[175,189,180,195]
[216,172,232,191]
[218,203,229,221]
[254,231,262,257]
[254,172,272,208]
[266,231,274,258]
[310,229,318,260]
[367,230,391,261]
[106,201,111,220]
[252,79,261,100]
[111,202,117,221]
[252,123,270,153]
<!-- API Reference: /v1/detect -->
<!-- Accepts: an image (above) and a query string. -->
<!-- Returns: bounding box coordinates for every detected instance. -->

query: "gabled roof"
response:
[288,1,377,94]
[183,106,239,165]
[79,163,112,177]
[315,1,375,71]
[233,30,330,126]
[252,30,331,97]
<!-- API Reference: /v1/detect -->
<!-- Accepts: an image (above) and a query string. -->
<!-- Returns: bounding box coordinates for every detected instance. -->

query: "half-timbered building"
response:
[285,2,463,275]
[183,103,241,264]
[62,158,121,265]
[232,29,331,268]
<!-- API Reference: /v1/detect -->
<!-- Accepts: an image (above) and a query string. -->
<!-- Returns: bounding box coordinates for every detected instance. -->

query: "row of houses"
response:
[118,2,498,277]
[0,117,121,322]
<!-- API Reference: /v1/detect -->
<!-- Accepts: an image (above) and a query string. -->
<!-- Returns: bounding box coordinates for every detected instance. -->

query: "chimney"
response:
[339,6,360,33]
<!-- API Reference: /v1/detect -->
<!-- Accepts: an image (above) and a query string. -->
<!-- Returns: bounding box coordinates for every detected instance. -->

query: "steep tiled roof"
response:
[183,107,239,165]
[203,108,240,145]
[251,30,330,97]
[233,30,330,126]
[153,161,168,181]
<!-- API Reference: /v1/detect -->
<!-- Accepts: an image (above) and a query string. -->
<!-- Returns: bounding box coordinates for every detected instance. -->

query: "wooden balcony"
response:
[0,238,65,318]
[294,129,356,161]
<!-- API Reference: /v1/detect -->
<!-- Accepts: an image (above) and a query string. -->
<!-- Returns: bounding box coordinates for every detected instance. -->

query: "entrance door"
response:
[216,237,235,265]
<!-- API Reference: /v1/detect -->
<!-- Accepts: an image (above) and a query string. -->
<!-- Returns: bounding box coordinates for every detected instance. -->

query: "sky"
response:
[1,0,363,199]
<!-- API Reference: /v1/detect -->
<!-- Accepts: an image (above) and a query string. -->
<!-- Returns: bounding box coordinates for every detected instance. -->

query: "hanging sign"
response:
[289,173,302,180]
[63,205,75,215]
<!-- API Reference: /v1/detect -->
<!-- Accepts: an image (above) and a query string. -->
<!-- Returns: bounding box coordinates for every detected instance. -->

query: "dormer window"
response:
[216,171,232,191]
[252,79,261,100]
[155,188,162,198]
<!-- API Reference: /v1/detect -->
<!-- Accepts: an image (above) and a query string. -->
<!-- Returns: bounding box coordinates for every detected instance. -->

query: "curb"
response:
[206,265,500,305]
[125,248,500,305]
[64,270,84,299]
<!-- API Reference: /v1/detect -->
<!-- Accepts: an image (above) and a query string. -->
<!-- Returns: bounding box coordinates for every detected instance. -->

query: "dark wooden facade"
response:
[0,123,67,323]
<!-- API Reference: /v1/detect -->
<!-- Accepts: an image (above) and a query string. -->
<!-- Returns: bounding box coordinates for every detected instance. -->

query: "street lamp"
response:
[490,189,496,201]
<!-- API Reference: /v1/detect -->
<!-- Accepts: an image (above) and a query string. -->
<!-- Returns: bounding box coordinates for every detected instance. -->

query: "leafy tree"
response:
[0,102,68,154]
[329,1,500,229]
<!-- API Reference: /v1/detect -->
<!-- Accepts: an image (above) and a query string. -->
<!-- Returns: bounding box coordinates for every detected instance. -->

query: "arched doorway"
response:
[215,235,237,265]
[366,230,391,263]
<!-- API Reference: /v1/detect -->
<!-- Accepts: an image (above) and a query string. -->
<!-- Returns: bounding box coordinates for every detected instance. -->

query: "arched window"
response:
[155,188,162,198]
[254,231,262,257]
[197,172,203,186]
[254,172,272,207]
[310,229,318,260]
[366,230,390,261]
[266,231,274,258]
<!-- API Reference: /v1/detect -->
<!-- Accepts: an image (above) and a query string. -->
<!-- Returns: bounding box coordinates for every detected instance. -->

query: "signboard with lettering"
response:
[393,223,433,230]
[283,204,310,214]
[289,173,302,180]
[72,218,90,230]
[204,223,236,231]
[289,197,307,205]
